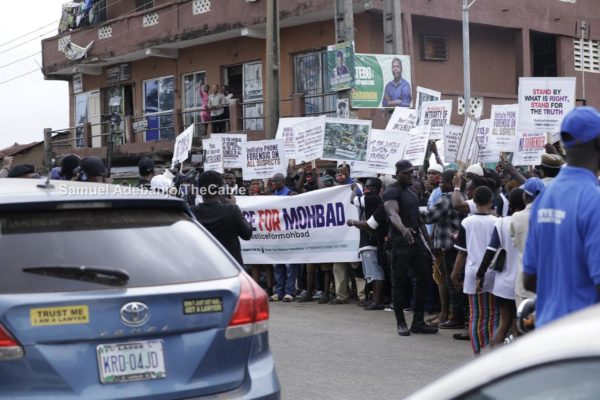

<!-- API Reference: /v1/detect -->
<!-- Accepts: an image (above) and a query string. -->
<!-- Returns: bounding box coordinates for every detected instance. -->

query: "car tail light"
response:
[225,273,269,340]
[0,324,24,360]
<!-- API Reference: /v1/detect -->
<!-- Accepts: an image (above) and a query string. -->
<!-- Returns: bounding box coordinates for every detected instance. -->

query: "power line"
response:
[0,28,57,55]
[0,20,59,48]
[0,51,41,70]
[0,68,40,86]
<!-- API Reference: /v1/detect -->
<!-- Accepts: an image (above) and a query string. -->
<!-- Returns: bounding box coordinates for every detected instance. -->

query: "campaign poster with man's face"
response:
[352,54,412,108]
[326,41,355,92]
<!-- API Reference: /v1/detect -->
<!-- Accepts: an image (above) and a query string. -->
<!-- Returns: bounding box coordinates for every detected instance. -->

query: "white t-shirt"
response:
[467,199,477,215]
[488,216,519,300]
[455,213,498,295]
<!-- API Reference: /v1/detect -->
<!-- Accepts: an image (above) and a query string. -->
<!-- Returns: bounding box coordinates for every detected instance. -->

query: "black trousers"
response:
[389,238,431,324]
[442,247,465,321]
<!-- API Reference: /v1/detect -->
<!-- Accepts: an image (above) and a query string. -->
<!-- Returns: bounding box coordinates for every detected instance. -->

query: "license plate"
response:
[97,340,166,384]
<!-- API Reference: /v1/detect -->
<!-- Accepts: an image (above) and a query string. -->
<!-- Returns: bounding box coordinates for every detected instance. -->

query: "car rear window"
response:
[0,208,239,293]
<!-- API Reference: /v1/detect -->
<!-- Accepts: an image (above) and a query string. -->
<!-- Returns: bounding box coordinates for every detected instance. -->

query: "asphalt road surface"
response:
[269,301,473,400]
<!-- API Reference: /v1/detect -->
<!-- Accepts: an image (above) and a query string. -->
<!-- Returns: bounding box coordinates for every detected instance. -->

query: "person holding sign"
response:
[382,58,412,108]
[523,106,600,328]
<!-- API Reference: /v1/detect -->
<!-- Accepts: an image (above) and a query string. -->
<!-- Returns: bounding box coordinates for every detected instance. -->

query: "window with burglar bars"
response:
[136,0,154,12]
[574,38,600,73]
[421,36,449,61]
[293,50,337,116]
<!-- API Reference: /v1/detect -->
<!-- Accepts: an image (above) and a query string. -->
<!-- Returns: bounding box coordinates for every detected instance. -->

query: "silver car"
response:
[405,303,600,400]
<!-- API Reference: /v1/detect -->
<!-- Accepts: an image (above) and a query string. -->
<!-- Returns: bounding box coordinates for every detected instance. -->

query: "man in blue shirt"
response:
[382,57,412,107]
[523,106,600,327]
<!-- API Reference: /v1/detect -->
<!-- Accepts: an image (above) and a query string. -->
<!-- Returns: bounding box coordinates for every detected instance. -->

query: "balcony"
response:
[41,0,347,79]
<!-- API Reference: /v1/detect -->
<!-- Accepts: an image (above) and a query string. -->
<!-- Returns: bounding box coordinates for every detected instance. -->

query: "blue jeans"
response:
[274,264,299,297]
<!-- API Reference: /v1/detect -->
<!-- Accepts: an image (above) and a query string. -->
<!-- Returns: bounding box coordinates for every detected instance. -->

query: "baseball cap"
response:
[560,106,600,148]
[138,157,155,176]
[465,164,484,177]
[427,164,443,174]
[395,160,415,173]
[80,156,106,177]
[520,177,545,198]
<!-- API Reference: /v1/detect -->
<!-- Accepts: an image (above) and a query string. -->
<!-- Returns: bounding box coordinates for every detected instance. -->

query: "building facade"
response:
[41,0,600,164]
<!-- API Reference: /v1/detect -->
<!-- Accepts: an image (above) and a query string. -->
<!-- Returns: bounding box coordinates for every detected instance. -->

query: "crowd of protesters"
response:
[2,106,599,356]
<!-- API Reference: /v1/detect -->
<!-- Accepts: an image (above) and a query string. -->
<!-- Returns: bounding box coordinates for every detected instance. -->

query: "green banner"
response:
[326,42,355,92]
[352,54,412,109]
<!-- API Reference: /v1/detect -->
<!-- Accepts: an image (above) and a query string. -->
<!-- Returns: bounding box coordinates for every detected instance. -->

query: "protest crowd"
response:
[3,103,599,357]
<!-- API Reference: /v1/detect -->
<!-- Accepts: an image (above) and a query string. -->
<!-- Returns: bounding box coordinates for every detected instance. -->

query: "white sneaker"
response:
[270,294,280,302]
[282,294,294,302]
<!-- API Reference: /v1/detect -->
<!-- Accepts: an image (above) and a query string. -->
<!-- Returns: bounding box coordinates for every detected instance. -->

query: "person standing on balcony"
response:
[208,84,226,133]
[198,84,211,135]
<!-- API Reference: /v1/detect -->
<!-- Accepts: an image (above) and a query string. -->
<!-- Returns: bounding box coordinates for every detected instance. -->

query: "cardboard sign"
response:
[171,125,194,168]
[385,107,418,133]
[293,116,326,163]
[202,138,224,173]
[365,129,410,175]
[419,100,452,140]
[491,104,519,152]
[241,139,288,180]
[211,133,247,169]
[322,118,372,162]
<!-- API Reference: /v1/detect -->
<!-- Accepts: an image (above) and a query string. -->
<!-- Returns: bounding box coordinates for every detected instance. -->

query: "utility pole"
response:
[335,0,355,117]
[383,0,403,54]
[462,0,477,117]
[579,20,589,105]
[265,0,280,139]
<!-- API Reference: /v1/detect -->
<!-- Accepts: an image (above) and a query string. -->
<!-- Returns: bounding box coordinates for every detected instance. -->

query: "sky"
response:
[0,0,69,150]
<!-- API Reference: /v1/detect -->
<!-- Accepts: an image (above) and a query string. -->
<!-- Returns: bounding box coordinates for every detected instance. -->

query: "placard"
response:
[443,124,462,164]
[322,118,372,161]
[419,100,452,140]
[171,125,194,168]
[512,132,546,166]
[476,119,500,164]
[415,86,441,124]
[202,138,224,173]
[211,133,247,169]
[241,139,288,180]
[385,107,418,133]
[275,117,314,158]
[490,104,519,152]
[518,77,576,142]
[293,115,326,164]
[403,126,430,166]
[365,129,409,175]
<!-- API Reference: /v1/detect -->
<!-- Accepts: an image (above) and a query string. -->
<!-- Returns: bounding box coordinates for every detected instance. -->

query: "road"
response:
[269,301,473,400]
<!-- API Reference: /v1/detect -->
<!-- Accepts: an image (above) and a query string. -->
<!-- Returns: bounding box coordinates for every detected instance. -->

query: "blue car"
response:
[0,178,280,399]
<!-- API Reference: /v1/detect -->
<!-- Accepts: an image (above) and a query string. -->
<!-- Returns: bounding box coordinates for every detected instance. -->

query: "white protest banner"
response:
[456,116,480,166]
[365,129,410,175]
[237,185,360,264]
[293,115,326,163]
[512,132,546,166]
[276,117,314,159]
[415,86,441,124]
[518,77,576,143]
[241,139,288,180]
[443,124,462,164]
[385,107,418,132]
[419,100,453,140]
[323,118,371,161]
[490,104,519,152]
[171,125,194,168]
[202,138,224,173]
[476,119,500,164]
[211,133,247,169]
[403,126,430,166]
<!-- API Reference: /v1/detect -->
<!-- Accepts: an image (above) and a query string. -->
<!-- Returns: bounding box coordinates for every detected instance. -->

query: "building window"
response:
[74,93,89,148]
[574,38,600,73]
[293,50,336,116]
[143,76,175,141]
[182,71,207,137]
[421,36,448,61]
[136,0,154,12]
